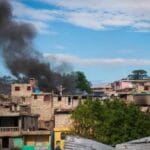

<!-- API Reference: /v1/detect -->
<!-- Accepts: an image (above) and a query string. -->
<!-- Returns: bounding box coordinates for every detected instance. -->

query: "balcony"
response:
[0,127,21,137]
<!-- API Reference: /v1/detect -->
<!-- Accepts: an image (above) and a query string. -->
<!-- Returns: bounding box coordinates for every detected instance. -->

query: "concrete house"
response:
[11,78,91,130]
[0,96,51,150]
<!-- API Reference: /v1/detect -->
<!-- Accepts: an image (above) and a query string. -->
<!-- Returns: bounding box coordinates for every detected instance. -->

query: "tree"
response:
[128,69,148,80]
[75,71,91,93]
[71,99,150,145]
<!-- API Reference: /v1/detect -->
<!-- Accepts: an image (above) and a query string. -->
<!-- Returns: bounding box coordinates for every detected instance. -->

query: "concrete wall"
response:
[29,94,52,121]
[24,135,50,146]
[52,96,86,111]
[134,94,150,105]
[11,84,32,97]
[55,114,72,128]
[53,96,73,110]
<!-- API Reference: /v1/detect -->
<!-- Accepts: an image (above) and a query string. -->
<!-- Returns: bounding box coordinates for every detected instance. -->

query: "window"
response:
[73,96,78,100]
[44,95,50,101]
[61,132,66,140]
[144,86,149,90]
[27,86,31,91]
[82,96,87,99]
[68,97,71,105]
[58,96,62,101]
[34,95,37,99]
[2,137,9,148]
[15,86,20,91]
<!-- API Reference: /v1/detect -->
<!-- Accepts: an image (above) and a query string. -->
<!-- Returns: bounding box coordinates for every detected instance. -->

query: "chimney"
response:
[29,78,36,87]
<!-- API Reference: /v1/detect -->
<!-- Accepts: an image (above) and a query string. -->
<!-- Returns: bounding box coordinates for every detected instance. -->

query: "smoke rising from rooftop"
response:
[0,0,76,93]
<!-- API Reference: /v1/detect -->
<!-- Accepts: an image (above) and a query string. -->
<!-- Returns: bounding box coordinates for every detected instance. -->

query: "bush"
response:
[71,99,150,145]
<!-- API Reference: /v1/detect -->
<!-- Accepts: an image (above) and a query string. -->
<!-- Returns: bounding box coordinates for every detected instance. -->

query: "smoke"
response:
[0,0,76,93]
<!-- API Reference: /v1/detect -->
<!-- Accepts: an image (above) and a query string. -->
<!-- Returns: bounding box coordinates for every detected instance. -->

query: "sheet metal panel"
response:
[64,136,115,150]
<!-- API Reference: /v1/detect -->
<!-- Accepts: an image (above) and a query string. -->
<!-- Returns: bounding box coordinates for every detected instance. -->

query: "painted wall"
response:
[13,137,24,148]
[54,128,70,150]
[3,136,51,150]
[23,135,51,150]
[23,145,50,150]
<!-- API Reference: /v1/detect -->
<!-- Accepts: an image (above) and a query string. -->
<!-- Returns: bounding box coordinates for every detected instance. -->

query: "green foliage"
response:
[75,71,91,93]
[128,69,148,80]
[71,99,150,145]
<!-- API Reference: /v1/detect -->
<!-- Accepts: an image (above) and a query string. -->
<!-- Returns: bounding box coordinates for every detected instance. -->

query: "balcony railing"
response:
[0,127,21,137]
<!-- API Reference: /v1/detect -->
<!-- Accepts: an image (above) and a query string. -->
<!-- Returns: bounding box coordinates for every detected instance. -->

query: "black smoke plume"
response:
[0,0,76,93]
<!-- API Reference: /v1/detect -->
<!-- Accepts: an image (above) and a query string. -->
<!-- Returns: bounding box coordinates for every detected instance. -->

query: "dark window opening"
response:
[61,132,66,140]
[45,121,50,128]
[2,137,9,148]
[73,96,78,100]
[14,117,18,126]
[144,86,149,90]
[58,96,62,101]
[0,117,18,127]
[27,86,31,91]
[22,117,24,129]
[15,86,20,91]
[44,95,50,101]
[68,97,71,105]
[34,95,37,99]
[82,96,87,99]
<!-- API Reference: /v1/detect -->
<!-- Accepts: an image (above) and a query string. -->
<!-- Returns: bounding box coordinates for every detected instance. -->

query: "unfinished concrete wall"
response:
[134,94,150,105]
[11,84,32,97]
[30,95,52,121]
[53,96,73,110]
[55,113,72,128]
[52,96,83,111]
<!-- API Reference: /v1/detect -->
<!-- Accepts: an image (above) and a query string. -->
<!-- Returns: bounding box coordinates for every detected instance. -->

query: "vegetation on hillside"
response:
[71,99,150,145]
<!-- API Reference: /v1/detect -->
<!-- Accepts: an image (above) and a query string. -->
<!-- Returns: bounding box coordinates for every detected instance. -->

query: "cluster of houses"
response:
[0,77,150,150]
[92,78,150,113]
[0,78,90,150]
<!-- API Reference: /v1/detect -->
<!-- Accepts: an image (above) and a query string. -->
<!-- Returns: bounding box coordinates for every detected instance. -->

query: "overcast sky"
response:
[1,0,150,83]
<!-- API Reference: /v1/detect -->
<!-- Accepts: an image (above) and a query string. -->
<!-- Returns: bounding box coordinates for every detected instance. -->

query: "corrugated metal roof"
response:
[116,136,150,150]
[64,136,115,150]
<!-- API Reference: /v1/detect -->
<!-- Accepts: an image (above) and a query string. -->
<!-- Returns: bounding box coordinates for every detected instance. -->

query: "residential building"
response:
[91,84,113,98]
[54,109,72,129]
[0,100,51,150]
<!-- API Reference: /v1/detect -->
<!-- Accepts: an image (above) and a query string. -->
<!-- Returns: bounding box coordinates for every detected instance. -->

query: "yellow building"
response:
[54,128,70,150]
[23,131,51,150]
